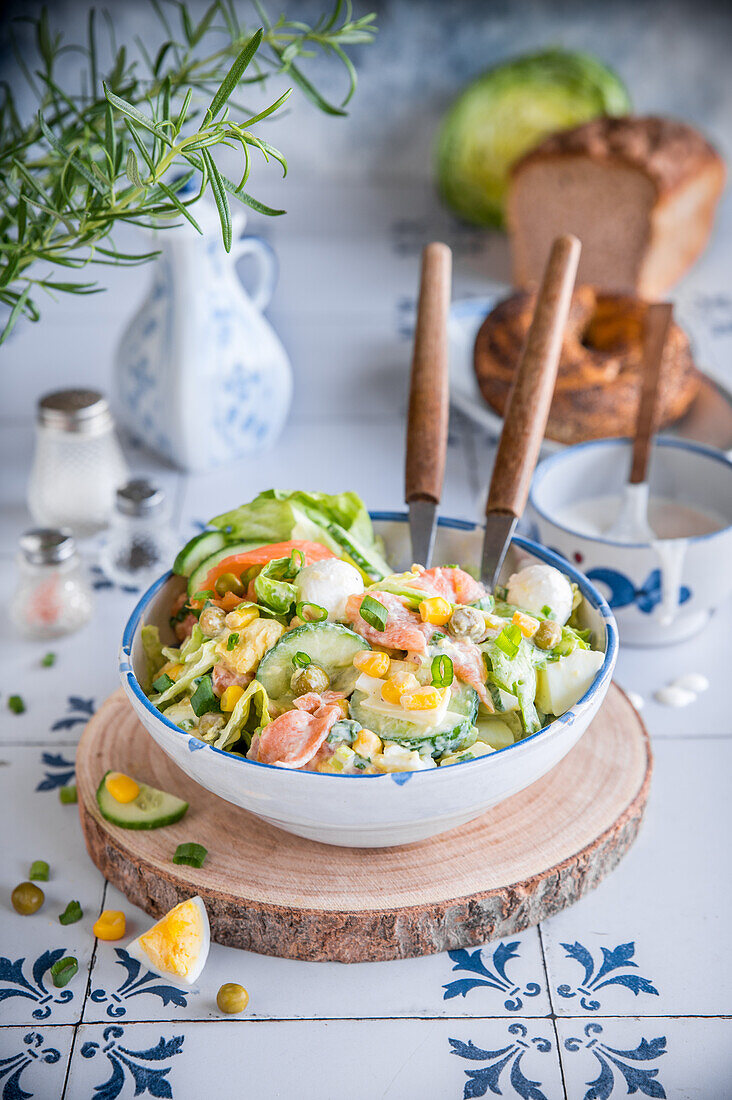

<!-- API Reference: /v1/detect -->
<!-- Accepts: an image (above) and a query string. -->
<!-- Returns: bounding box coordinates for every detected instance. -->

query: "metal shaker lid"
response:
[115,478,165,517]
[19,528,76,565]
[37,389,112,434]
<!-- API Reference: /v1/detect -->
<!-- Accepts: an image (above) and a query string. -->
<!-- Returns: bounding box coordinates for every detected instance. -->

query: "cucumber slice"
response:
[349,677,479,757]
[96,772,189,830]
[256,622,369,707]
[187,540,264,597]
[174,530,229,577]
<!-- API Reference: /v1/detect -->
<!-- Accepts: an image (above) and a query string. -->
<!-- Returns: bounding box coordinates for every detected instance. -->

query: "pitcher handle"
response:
[230,234,277,312]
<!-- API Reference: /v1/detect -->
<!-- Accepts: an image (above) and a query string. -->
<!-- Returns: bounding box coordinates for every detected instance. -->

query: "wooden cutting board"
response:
[76,686,651,963]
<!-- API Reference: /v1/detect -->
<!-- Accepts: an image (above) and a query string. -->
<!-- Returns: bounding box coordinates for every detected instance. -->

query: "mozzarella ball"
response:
[294,559,364,621]
[506,563,573,625]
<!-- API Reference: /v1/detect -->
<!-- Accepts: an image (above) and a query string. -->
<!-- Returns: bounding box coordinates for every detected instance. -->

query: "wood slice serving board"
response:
[77,686,651,963]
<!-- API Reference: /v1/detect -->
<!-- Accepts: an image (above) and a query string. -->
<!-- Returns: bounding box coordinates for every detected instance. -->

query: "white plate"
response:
[448,295,732,454]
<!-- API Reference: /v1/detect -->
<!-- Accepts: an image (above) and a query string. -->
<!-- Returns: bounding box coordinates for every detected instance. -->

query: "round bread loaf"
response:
[474,287,701,444]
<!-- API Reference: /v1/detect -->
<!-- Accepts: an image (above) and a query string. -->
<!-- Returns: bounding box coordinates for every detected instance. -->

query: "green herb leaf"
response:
[431,654,454,688]
[152,672,174,693]
[59,900,83,925]
[292,651,311,669]
[226,632,240,651]
[193,590,215,601]
[173,842,208,867]
[59,784,77,804]
[41,652,56,667]
[541,605,556,620]
[360,595,388,632]
[190,674,220,717]
[207,29,263,121]
[50,955,78,988]
[29,860,49,881]
[8,695,25,714]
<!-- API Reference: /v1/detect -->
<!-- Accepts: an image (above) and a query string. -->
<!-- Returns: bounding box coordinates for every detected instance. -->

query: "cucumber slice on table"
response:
[96,773,189,830]
[173,530,229,577]
[256,622,369,707]
[186,540,265,597]
[349,677,479,757]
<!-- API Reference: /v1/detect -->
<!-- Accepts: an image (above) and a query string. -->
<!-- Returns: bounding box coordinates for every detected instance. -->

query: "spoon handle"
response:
[405,242,452,504]
[630,303,674,485]
[486,234,581,518]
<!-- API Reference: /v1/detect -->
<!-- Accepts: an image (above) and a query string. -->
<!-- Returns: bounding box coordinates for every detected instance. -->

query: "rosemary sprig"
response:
[0,0,376,343]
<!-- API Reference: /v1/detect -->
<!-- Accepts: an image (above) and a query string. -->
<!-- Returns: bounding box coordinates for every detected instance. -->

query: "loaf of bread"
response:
[474,287,701,444]
[507,116,725,298]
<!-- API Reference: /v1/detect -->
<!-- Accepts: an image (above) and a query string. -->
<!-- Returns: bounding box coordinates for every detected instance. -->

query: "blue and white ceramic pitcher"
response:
[114,198,292,472]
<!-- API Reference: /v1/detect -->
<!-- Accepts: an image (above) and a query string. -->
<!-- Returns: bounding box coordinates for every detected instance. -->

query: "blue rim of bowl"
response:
[530,436,732,549]
[119,514,618,780]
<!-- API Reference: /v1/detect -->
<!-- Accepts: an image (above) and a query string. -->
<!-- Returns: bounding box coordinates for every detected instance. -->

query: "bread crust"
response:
[512,115,724,197]
[473,287,701,445]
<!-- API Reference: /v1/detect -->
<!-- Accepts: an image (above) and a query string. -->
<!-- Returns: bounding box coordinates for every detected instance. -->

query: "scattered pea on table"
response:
[217,983,249,1014]
[12,882,44,915]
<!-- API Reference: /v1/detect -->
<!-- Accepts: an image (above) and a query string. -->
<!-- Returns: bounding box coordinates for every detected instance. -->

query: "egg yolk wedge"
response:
[127,896,210,988]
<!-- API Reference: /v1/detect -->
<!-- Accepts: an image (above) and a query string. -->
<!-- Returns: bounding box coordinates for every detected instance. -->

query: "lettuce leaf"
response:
[213,680,271,751]
[209,489,389,580]
[140,625,165,692]
[149,638,219,708]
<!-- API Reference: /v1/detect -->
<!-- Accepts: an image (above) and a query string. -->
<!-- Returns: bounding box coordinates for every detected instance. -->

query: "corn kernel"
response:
[353,728,383,759]
[220,685,245,712]
[333,697,349,718]
[512,610,540,638]
[418,596,452,626]
[401,686,445,711]
[93,910,126,941]
[224,605,259,630]
[160,661,183,681]
[104,772,140,804]
[353,650,390,678]
[381,671,420,705]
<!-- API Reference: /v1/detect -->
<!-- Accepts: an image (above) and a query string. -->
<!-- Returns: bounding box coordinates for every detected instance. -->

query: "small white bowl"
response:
[119,517,617,848]
[530,438,732,646]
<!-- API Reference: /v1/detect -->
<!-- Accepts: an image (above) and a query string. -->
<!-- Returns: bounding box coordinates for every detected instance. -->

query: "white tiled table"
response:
[2,14,732,1090]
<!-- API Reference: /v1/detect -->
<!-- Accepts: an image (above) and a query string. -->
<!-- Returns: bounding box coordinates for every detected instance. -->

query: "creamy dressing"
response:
[554,495,726,625]
[653,671,710,708]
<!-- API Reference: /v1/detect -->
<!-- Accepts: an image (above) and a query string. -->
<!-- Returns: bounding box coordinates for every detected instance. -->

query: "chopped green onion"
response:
[495,624,522,659]
[431,654,454,688]
[50,956,78,988]
[288,548,305,573]
[495,585,508,601]
[59,900,83,925]
[193,589,215,601]
[360,595,388,632]
[8,695,25,714]
[296,601,328,623]
[152,672,174,693]
[29,860,49,881]
[190,675,220,717]
[431,631,446,643]
[443,563,459,569]
[226,632,240,651]
[41,652,56,667]
[59,784,77,804]
[541,605,556,620]
[292,651,311,669]
[173,842,208,868]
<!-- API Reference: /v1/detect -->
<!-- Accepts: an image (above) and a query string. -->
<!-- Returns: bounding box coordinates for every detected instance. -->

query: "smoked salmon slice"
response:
[410,566,488,606]
[345,591,427,652]
[256,703,341,768]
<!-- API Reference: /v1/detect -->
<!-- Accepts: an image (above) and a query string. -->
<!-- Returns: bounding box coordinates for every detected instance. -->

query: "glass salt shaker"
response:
[28,389,128,538]
[10,529,93,638]
[99,479,177,590]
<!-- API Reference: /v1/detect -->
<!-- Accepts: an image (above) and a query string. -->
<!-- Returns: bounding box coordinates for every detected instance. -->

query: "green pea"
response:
[217,983,249,1014]
[12,881,44,915]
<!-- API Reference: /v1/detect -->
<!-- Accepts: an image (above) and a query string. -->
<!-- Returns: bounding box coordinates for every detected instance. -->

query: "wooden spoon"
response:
[480,235,581,587]
[405,242,452,566]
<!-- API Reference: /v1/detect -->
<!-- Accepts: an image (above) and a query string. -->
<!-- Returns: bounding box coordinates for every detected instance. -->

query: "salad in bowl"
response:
[139,490,606,777]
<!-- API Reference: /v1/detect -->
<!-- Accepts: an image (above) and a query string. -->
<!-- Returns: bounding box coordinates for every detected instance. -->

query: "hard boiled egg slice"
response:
[127,896,210,988]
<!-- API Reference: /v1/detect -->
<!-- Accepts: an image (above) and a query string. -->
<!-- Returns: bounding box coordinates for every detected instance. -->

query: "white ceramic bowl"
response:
[120,516,617,848]
[530,438,732,646]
